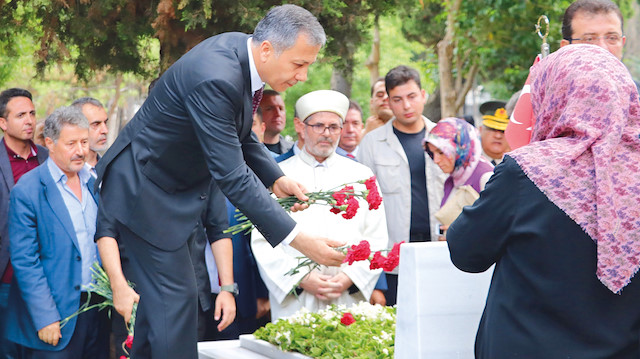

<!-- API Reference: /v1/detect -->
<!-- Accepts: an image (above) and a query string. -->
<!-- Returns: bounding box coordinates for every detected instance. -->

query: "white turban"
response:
[295,90,349,123]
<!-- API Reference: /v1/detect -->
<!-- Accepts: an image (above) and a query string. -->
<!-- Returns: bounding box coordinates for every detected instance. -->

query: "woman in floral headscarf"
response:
[447,45,640,358]
[424,117,494,206]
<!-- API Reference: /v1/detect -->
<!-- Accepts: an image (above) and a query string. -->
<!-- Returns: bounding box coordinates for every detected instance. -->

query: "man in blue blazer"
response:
[6,107,108,358]
[95,5,345,359]
[0,88,48,358]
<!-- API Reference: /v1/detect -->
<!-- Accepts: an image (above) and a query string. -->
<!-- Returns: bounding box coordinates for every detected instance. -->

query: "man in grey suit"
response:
[96,5,344,358]
[0,88,48,359]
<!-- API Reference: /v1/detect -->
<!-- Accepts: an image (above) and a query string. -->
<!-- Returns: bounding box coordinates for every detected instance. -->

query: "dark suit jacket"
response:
[6,163,98,350]
[447,156,640,358]
[96,32,295,251]
[0,138,48,278]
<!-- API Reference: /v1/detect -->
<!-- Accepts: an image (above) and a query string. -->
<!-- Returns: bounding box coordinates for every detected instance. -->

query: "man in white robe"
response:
[251,90,388,321]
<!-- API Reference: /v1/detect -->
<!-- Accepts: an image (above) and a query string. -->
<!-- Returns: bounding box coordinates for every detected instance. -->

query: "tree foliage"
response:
[0,0,394,85]
[397,0,634,115]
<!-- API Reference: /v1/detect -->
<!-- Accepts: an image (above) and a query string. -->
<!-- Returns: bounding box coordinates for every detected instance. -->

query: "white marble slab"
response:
[394,242,494,359]
[239,335,310,359]
[197,335,310,359]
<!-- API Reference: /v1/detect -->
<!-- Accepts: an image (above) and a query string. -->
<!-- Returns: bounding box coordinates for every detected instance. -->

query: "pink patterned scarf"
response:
[509,45,640,293]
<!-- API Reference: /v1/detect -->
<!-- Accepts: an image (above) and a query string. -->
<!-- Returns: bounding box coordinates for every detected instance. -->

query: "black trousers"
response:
[384,273,398,307]
[118,224,199,359]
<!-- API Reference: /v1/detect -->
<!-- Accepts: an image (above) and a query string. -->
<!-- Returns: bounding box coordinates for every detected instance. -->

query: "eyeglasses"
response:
[566,34,623,45]
[305,123,343,135]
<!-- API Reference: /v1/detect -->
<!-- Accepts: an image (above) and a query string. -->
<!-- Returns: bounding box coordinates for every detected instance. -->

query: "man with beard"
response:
[252,90,387,320]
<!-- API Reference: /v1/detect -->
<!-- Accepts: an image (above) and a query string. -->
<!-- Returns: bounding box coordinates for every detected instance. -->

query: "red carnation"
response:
[369,251,386,270]
[342,197,359,219]
[125,335,133,349]
[366,188,382,210]
[344,240,371,265]
[341,312,356,326]
[364,176,377,191]
[390,241,404,257]
[382,252,400,272]
[332,191,347,206]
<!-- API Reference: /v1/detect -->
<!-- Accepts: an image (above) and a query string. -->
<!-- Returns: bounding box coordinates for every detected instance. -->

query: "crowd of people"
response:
[1,0,640,358]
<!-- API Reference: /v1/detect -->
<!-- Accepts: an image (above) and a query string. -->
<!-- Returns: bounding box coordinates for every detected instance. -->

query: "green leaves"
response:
[254,303,396,358]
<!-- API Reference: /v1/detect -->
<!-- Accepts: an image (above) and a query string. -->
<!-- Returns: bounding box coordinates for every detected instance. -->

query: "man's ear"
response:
[44,137,54,151]
[0,117,7,132]
[259,40,274,63]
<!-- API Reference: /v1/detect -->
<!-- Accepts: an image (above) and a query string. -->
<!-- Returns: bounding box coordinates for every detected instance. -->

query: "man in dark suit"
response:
[95,5,345,358]
[0,88,48,359]
[6,106,108,358]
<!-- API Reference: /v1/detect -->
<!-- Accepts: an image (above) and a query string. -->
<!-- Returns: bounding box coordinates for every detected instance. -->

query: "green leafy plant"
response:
[254,302,396,359]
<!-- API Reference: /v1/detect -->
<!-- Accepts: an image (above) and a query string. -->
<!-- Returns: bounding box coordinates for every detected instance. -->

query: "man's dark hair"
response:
[0,88,33,118]
[370,77,385,96]
[562,0,623,40]
[385,66,422,94]
[262,89,280,99]
[348,100,363,117]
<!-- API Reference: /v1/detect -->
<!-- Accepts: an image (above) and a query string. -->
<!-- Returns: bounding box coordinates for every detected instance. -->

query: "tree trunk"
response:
[437,0,462,118]
[106,74,122,147]
[365,15,381,85]
[331,67,352,98]
[423,85,441,122]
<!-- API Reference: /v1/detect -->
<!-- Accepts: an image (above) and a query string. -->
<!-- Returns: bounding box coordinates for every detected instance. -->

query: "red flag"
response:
[505,55,541,150]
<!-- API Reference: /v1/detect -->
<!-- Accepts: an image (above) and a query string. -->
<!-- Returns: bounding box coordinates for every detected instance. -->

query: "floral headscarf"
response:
[425,117,482,187]
[509,45,640,294]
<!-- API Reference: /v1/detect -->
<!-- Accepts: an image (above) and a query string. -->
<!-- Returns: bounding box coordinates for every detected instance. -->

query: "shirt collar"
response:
[247,37,265,94]
[299,148,339,168]
[47,157,91,185]
[4,140,37,159]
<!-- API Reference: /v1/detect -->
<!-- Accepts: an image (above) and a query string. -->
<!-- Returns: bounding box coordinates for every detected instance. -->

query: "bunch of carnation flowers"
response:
[60,263,136,359]
[225,176,383,235]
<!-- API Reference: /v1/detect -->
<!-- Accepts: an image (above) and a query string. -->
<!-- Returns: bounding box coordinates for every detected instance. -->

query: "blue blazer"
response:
[0,138,48,280]
[5,163,98,351]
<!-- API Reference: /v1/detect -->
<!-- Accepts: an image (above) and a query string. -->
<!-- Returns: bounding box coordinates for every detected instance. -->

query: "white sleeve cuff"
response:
[281,224,301,246]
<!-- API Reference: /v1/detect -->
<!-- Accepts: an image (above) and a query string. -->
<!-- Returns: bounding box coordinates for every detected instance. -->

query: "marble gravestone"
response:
[395,242,494,359]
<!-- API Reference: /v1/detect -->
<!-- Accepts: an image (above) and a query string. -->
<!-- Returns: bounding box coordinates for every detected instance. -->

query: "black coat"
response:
[448,156,640,359]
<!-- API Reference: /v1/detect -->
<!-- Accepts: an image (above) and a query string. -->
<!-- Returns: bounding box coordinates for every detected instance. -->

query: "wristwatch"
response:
[220,283,239,296]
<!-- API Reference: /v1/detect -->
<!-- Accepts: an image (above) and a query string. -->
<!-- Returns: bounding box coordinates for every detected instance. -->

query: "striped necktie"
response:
[252,87,264,115]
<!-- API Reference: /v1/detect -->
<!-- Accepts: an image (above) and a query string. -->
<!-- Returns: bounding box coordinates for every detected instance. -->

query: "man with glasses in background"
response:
[561,0,639,91]
[251,90,387,320]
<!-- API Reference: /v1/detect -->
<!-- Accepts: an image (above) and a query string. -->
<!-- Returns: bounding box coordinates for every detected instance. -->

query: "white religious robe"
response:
[251,150,388,321]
